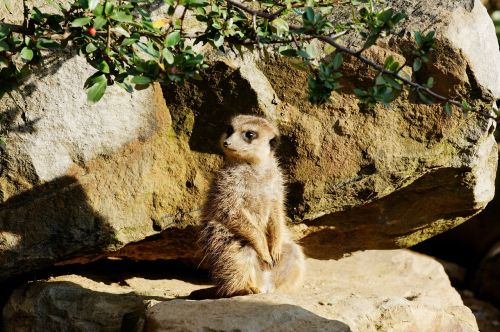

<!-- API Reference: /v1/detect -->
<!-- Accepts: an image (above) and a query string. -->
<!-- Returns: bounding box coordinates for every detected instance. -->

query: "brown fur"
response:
[198,115,305,297]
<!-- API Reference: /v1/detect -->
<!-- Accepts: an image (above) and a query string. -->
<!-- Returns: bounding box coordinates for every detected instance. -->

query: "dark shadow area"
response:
[2,281,146,332]
[56,258,210,288]
[144,299,351,332]
[0,176,119,317]
[413,160,500,268]
[300,167,478,259]
[0,106,40,136]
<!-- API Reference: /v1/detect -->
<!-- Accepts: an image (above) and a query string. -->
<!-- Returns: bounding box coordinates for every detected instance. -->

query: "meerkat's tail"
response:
[274,241,305,292]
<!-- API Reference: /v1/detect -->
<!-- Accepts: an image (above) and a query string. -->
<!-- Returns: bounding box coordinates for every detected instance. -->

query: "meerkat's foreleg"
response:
[225,209,273,266]
[267,205,286,265]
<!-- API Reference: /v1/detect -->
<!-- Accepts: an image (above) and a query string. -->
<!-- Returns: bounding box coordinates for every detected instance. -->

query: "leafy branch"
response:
[0,0,497,123]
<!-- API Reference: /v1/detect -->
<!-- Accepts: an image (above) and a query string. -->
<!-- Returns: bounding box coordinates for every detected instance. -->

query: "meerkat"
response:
[198,114,305,297]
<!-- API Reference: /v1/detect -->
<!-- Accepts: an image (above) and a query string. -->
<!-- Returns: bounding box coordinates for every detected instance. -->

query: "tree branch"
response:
[224,0,498,122]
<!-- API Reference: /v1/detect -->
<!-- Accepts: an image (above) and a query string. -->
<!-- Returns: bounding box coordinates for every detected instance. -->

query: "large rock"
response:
[2,250,479,332]
[0,0,498,280]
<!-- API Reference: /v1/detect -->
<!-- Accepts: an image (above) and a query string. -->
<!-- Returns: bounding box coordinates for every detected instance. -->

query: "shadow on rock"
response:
[301,167,477,259]
[2,280,146,332]
[0,176,118,287]
[146,299,352,332]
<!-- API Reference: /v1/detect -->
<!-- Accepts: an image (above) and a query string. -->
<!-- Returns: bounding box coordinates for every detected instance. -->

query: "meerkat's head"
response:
[220,115,279,164]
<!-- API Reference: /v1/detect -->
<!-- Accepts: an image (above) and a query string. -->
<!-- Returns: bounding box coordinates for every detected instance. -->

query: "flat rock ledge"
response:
[3,250,477,332]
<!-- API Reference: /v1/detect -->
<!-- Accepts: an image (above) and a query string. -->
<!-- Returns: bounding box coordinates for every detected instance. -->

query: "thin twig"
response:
[0,22,28,34]
[106,24,111,49]
[179,6,188,35]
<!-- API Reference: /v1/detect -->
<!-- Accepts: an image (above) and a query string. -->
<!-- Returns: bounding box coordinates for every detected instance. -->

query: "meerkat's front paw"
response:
[270,242,282,265]
[260,251,274,268]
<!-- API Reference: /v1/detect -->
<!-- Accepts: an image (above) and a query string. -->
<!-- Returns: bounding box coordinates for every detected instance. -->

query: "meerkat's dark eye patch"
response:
[244,130,257,141]
[226,125,234,136]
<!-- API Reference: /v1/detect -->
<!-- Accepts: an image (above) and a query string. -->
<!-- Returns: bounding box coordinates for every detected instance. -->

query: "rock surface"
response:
[473,241,500,306]
[461,290,500,332]
[0,0,498,281]
[2,250,479,332]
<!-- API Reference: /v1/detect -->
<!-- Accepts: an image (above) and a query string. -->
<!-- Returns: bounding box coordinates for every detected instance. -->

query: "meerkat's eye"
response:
[226,125,234,136]
[244,131,257,141]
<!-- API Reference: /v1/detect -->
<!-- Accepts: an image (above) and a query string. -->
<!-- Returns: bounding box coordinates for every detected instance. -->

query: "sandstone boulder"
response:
[2,250,479,332]
[0,0,498,280]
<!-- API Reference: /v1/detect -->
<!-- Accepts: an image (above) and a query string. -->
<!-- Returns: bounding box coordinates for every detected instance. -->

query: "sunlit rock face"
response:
[0,0,498,280]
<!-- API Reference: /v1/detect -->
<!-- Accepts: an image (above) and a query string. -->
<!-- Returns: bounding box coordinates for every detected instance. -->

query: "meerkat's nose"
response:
[223,141,231,147]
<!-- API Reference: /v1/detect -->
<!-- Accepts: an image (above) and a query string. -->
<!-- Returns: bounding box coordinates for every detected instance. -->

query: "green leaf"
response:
[36,39,59,49]
[353,88,367,97]
[384,56,394,69]
[280,48,297,57]
[213,33,224,47]
[391,12,407,25]
[95,60,110,73]
[165,31,181,47]
[88,0,99,11]
[94,16,107,29]
[444,103,452,115]
[104,2,114,16]
[20,47,33,61]
[332,53,343,70]
[363,33,379,49]
[0,24,11,38]
[116,81,134,93]
[110,11,134,23]
[93,3,104,16]
[162,48,174,64]
[30,7,43,23]
[461,99,472,112]
[417,90,434,104]
[0,40,9,52]
[306,44,317,58]
[415,31,423,46]
[378,8,394,23]
[78,0,89,9]
[0,55,8,68]
[272,18,289,36]
[85,42,98,53]
[122,37,138,46]
[375,75,386,86]
[426,31,436,40]
[71,17,92,27]
[86,74,107,103]
[304,7,314,22]
[131,76,152,85]
[413,58,422,72]
[112,26,130,37]
[384,75,402,90]
[426,76,434,88]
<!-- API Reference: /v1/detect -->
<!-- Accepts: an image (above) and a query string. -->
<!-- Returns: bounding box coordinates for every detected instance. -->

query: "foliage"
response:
[0,0,498,123]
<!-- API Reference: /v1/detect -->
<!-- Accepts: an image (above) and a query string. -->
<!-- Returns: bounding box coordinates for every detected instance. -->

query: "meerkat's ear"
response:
[269,135,280,151]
